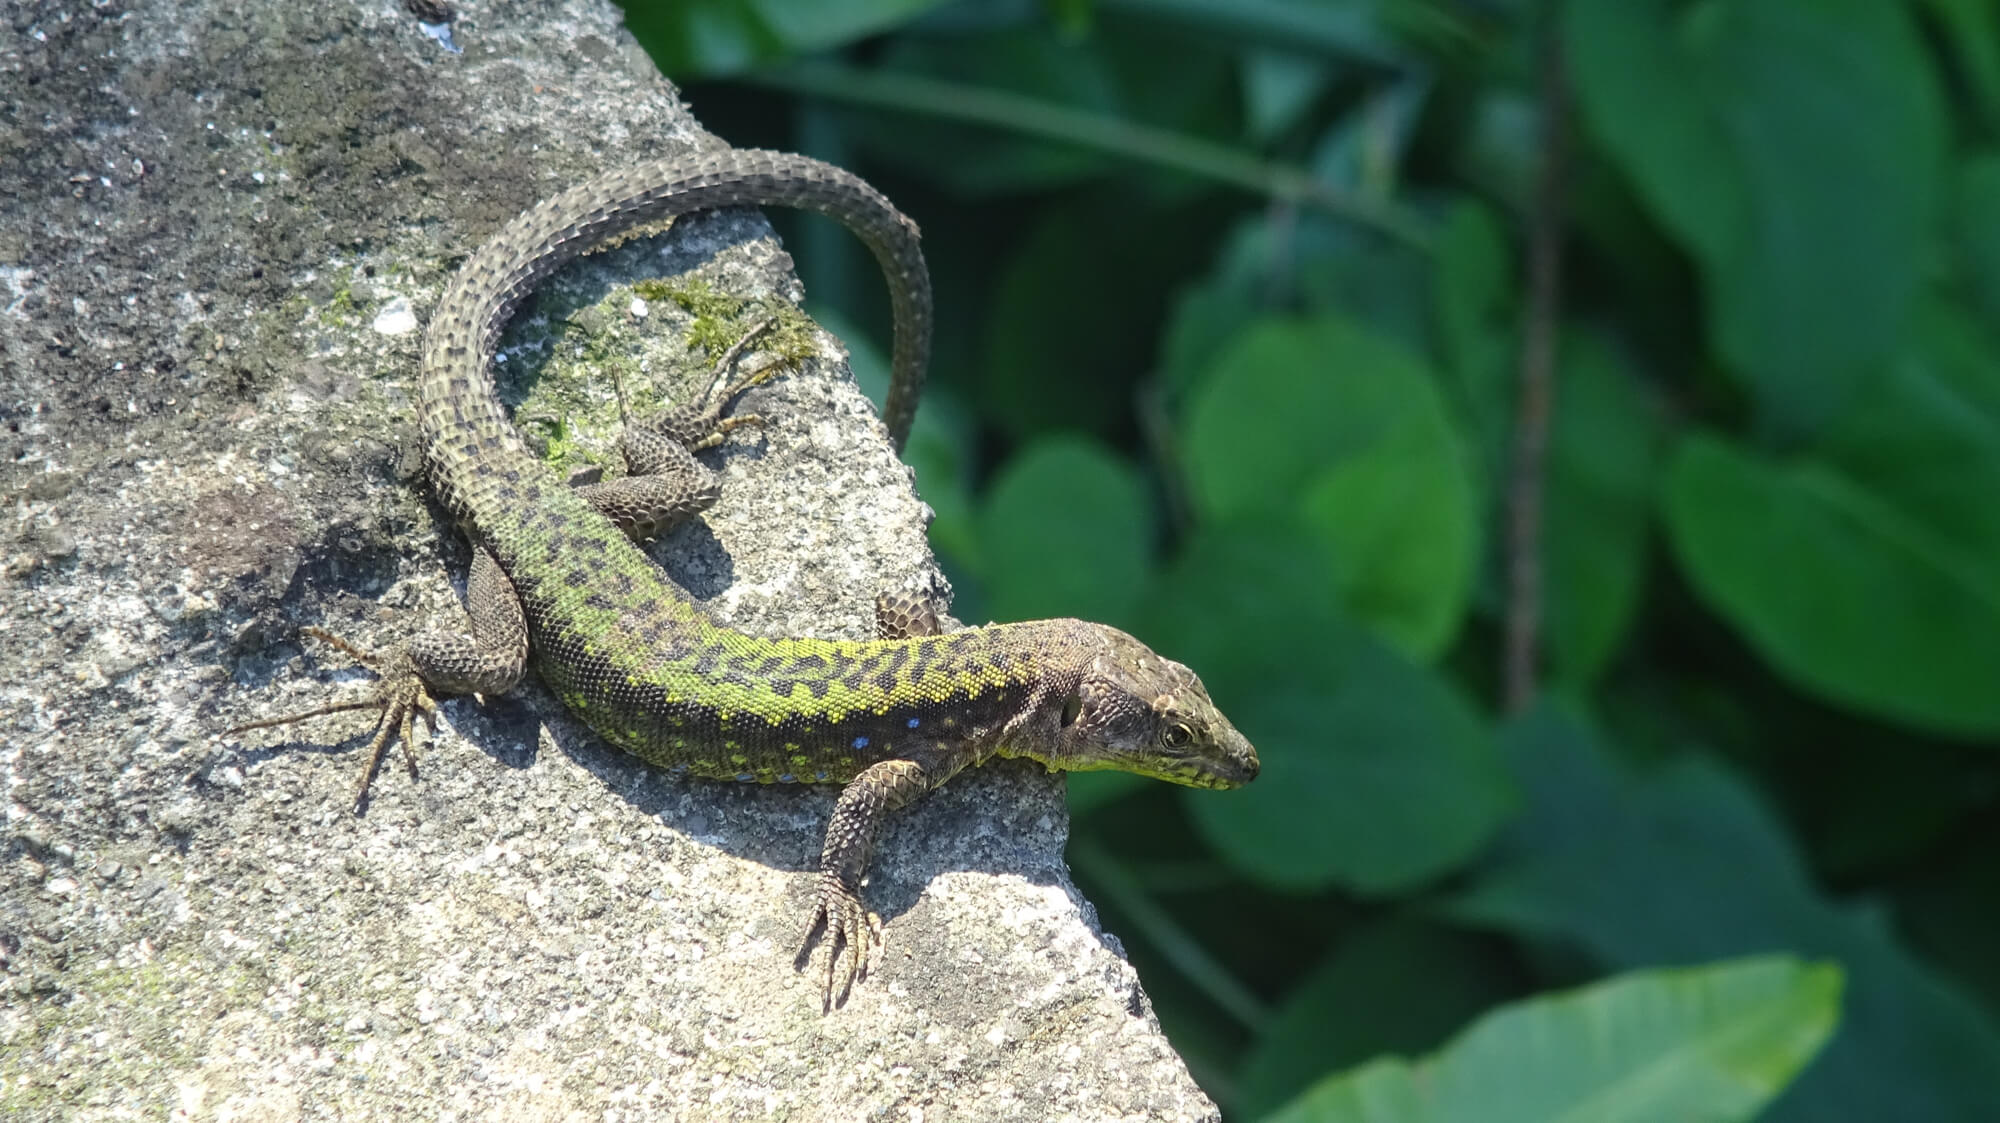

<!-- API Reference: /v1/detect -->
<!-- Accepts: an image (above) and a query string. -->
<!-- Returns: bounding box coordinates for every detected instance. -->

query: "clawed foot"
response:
[226,626,439,812]
[616,317,792,451]
[794,872,882,1010]
[686,317,789,450]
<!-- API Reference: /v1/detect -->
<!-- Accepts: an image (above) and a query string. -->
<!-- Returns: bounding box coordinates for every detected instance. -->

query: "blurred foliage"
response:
[619,0,2000,1117]
[1266,955,1842,1123]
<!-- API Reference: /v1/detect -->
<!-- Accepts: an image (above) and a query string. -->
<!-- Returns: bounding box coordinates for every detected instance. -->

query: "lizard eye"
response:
[1162,722,1195,750]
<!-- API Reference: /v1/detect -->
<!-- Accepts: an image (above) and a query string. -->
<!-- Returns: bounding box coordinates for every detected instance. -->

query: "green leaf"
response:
[975,436,1153,627]
[838,23,1240,198]
[619,0,949,78]
[1662,429,2000,737]
[1140,520,1344,704]
[1145,525,1512,893]
[1194,682,1504,893]
[1238,916,1521,1120]
[1263,956,1842,1123]
[1812,299,2000,583]
[1184,317,1478,660]
[1160,220,1280,402]
[1450,706,2000,1122]
[1293,239,1435,361]
[1163,214,1431,403]
[1565,0,1945,436]
[1544,333,1659,684]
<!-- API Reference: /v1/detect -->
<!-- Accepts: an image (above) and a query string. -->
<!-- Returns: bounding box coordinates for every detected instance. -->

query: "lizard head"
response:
[1047,624,1259,790]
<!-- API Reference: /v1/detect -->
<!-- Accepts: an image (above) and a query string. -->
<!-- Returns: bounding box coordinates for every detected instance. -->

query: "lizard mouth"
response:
[1194,725,1259,789]
[1163,743,1259,790]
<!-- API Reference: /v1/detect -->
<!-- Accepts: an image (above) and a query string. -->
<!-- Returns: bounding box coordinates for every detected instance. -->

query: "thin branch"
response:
[1504,9,1569,712]
[1068,838,1271,1034]
[746,61,1433,250]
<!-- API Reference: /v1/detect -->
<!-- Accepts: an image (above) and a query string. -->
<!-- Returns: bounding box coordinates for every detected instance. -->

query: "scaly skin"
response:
[232,148,1259,1005]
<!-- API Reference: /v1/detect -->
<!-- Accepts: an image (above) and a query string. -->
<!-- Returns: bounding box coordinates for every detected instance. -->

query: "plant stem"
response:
[748,61,1432,249]
[1505,5,1569,712]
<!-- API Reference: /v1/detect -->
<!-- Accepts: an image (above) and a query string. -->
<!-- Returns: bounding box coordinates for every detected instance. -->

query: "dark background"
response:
[611,1,2000,1118]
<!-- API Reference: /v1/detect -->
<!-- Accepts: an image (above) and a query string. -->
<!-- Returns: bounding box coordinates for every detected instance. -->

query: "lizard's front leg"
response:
[799,746,974,1008]
[790,586,964,1004]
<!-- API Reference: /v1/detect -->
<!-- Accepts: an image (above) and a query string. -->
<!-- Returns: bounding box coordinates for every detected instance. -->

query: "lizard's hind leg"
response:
[227,547,529,810]
[225,628,438,811]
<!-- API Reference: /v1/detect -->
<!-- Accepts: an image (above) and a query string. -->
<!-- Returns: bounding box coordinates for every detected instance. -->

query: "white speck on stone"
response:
[419,19,462,54]
[46,877,77,895]
[372,297,417,335]
[628,296,648,318]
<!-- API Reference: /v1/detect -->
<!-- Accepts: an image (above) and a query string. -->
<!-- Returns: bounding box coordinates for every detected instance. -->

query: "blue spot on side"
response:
[852,736,870,749]
[735,772,754,782]
[906,718,920,729]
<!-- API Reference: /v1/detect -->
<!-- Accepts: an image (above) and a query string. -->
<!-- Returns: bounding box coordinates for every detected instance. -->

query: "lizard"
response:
[228,146,1260,1005]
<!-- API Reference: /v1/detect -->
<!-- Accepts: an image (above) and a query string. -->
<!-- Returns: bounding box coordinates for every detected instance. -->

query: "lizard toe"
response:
[349,649,439,812]
[224,628,437,813]
[797,874,881,1010]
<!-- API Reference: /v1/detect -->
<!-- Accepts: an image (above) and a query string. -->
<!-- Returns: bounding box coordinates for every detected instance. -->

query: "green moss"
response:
[629,277,682,303]
[759,301,821,372]
[316,283,358,328]
[634,278,817,368]
[496,273,821,477]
